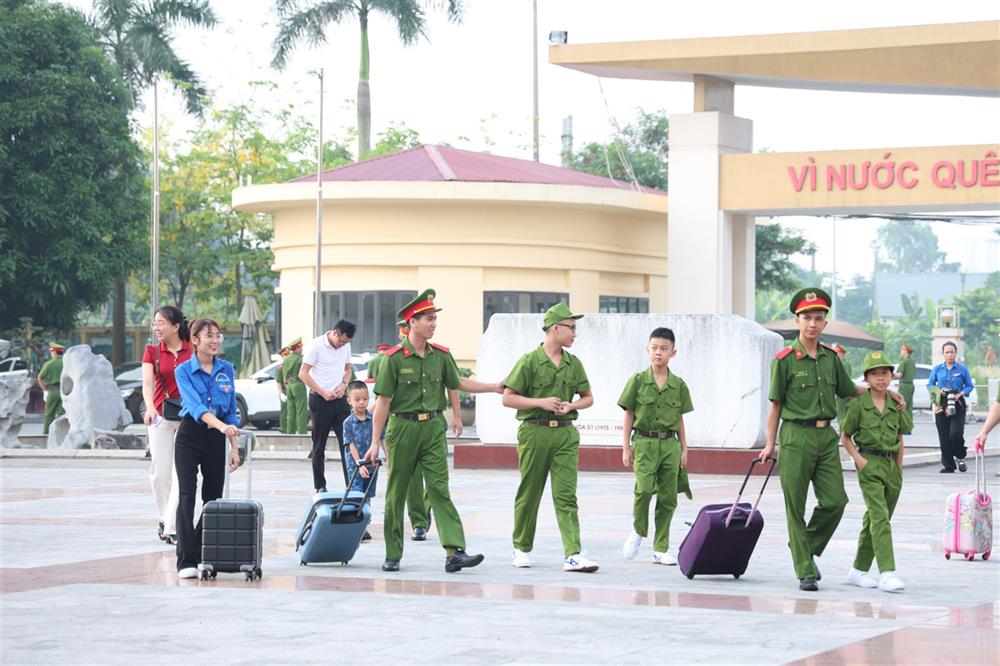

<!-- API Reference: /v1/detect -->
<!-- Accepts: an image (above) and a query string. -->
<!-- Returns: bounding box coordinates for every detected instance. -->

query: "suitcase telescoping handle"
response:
[223,430,255,500]
[333,459,383,520]
[724,456,777,528]
[973,438,987,501]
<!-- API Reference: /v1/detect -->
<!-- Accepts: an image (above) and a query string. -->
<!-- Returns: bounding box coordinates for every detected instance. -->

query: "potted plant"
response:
[458,367,475,427]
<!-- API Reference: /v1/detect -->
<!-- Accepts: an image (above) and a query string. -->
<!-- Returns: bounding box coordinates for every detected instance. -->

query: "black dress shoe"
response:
[157,521,166,542]
[940,468,955,473]
[382,559,400,572]
[799,577,819,591]
[445,549,484,573]
[316,487,327,493]
[412,526,428,541]
[958,460,967,472]
[361,530,372,542]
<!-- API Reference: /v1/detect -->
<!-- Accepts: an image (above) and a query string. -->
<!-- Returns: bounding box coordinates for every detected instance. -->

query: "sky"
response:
[63,0,1000,280]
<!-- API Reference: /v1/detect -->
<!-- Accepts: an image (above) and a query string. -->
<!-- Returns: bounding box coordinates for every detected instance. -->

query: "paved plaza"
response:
[2,433,997,666]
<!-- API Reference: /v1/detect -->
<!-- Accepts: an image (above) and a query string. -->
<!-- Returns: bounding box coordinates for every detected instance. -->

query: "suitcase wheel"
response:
[984,551,991,561]
[944,552,951,560]
[199,569,209,580]
[210,571,218,579]
[342,561,348,565]
[300,561,307,566]
[686,572,695,580]
[965,552,975,561]
[733,574,740,579]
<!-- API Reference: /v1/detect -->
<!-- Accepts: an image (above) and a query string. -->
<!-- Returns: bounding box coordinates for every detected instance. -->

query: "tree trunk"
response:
[112,278,126,366]
[357,13,371,158]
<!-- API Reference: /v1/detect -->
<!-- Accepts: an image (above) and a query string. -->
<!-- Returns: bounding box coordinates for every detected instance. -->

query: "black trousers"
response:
[309,392,350,490]
[935,404,967,470]
[174,417,226,570]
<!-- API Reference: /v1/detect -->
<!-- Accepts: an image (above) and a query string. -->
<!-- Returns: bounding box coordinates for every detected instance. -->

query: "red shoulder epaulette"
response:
[775,346,793,360]
[820,342,837,352]
[430,342,450,353]
[384,344,403,357]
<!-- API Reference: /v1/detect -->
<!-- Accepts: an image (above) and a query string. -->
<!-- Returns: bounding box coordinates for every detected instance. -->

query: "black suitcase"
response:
[198,431,263,581]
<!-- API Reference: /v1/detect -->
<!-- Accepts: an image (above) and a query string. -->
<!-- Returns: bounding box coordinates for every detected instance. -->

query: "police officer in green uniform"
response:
[38,342,65,435]
[364,289,502,572]
[759,288,904,591]
[283,338,307,434]
[840,350,911,593]
[502,303,599,573]
[275,345,290,433]
[895,344,916,434]
[833,344,854,424]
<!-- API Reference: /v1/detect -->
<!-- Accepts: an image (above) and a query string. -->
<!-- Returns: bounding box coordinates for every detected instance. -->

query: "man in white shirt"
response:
[299,319,356,492]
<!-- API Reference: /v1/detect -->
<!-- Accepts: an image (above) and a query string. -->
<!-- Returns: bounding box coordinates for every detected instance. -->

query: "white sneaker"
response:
[564,554,599,573]
[178,567,199,579]
[847,567,878,588]
[652,550,678,566]
[512,549,533,568]
[878,571,905,593]
[622,531,643,559]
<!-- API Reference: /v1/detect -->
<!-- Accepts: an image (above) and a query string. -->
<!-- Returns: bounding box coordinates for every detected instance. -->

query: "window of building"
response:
[599,296,649,314]
[321,291,417,353]
[483,291,568,330]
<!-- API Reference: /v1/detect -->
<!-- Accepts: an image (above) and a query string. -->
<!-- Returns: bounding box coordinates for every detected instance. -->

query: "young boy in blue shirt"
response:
[342,380,384,541]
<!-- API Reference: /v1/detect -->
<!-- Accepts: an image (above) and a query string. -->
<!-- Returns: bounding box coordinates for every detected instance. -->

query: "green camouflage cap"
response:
[543,302,583,328]
[862,350,894,374]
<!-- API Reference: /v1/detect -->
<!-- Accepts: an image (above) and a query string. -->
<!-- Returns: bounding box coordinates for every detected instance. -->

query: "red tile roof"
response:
[289,144,665,195]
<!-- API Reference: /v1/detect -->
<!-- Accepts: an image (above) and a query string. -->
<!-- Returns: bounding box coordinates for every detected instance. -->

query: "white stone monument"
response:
[48,345,132,449]
[475,314,783,449]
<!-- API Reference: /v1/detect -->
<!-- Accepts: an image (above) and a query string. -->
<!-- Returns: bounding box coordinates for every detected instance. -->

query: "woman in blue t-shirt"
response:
[928,341,974,473]
[173,318,241,579]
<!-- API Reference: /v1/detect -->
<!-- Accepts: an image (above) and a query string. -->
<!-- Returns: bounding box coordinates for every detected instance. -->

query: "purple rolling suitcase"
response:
[678,457,776,579]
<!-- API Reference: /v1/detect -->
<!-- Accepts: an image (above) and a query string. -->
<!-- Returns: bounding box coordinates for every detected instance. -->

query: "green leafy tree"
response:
[272,0,463,159]
[954,272,1000,356]
[0,0,146,332]
[567,109,668,191]
[873,219,960,273]
[754,223,817,293]
[837,275,873,325]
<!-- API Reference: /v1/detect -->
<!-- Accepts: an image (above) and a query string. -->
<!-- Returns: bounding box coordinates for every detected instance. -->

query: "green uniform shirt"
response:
[841,358,853,381]
[840,390,912,453]
[769,339,855,420]
[282,351,302,383]
[504,345,591,421]
[897,355,916,383]
[374,339,460,413]
[38,357,63,390]
[274,364,284,387]
[617,367,693,431]
[367,353,384,382]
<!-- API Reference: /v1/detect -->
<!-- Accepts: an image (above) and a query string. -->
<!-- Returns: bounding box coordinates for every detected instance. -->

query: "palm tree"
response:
[89,0,218,365]
[272,0,463,158]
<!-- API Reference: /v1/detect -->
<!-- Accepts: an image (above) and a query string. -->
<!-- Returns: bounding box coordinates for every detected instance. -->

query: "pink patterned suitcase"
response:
[943,439,992,561]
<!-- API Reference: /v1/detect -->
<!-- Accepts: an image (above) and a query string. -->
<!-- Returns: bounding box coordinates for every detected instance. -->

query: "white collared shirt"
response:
[303,332,352,390]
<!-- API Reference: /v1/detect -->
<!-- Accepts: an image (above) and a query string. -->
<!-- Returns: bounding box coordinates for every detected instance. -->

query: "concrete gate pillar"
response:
[667,77,755,316]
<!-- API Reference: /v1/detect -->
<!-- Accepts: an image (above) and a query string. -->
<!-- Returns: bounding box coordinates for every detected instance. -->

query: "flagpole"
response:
[314,69,324,338]
[151,78,160,337]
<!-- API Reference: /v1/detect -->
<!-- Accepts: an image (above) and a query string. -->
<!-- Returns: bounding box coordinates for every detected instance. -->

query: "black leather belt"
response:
[392,411,439,422]
[785,418,834,428]
[524,419,574,428]
[633,428,678,440]
[285,377,302,384]
[859,447,896,459]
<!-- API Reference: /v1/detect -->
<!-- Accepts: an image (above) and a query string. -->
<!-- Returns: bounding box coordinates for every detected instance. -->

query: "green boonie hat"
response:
[789,287,832,315]
[398,289,441,322]
[543,302,583,328]
[862,350,894,374]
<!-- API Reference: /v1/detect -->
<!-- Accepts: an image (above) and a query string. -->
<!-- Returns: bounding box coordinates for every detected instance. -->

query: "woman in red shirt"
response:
[141,306,192,544]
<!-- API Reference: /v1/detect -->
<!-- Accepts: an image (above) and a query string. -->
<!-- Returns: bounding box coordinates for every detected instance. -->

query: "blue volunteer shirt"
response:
[174,356,239,425]
[928,361,974,396]
[342,411,385,497]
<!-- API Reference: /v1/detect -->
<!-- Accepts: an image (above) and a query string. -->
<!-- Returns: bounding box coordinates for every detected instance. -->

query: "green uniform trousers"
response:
[384,415,465,560]
[899,382,914,434]
[853,456,902,573]
[279,395,288,433]
[632,435,680,553]
[777,422,849,579]
[406,466,431,530]
[42,391,64,435]
[285,382,308,434]
[513,422,582,557]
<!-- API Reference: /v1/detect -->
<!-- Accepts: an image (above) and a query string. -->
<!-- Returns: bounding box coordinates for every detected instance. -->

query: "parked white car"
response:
[233,353,373,430]
[856,362,978,416]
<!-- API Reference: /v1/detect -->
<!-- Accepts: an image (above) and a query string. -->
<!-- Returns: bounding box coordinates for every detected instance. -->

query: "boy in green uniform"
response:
[275,346,289,433]
[283,338,307,434]
[619,327,693,565]
[840,350,910,593]
[894,344,916,434]
[37,342,65,435]
[502,303,598,573]
[759,288,904,591]
[364,289,501,572]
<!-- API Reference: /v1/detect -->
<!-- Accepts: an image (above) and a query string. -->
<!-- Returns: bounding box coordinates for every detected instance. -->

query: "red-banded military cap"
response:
[789,287,832,315]
[376,343,391,351]
[901,343,913,354]
[397,289,441,323]
[48,341,66,352]
[287,337,303,350]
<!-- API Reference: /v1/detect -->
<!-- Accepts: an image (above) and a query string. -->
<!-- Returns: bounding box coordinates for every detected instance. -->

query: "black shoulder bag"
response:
[153,345,184,421]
